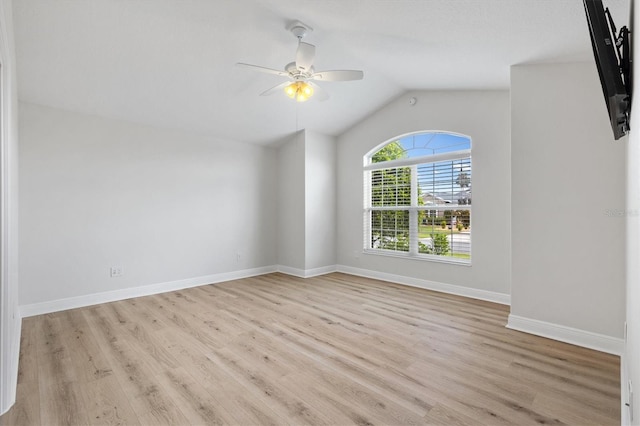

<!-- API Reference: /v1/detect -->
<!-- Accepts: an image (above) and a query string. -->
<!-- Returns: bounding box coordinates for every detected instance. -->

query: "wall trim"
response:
[0,0,18,415]
[507,314,624,356]
[336,264,510,305]
[275,265,306,278]
[20,266,277,318]
[18,264,624,362]
[621,352,630,425]
[4,318,20,414]
[277,264,337,278]
[0,313,19,417]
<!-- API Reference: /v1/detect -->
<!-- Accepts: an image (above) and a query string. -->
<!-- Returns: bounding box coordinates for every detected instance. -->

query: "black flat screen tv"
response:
[583,0,631,140]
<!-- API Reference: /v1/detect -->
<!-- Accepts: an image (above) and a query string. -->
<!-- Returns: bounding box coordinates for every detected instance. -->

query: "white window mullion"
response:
[409,209,418,255]
[409,165,418,255]
[363,209,371,250]
[410,164,418,206]
[364,149,471,171]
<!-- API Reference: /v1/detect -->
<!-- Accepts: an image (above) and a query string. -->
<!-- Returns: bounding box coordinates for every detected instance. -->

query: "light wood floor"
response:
[1,272,620,425]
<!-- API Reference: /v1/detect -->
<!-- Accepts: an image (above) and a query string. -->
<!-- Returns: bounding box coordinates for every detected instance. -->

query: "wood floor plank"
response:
[78,375,141,426]
[82,305,190,425]
[152,367,236,426]
[1,272,620,425]
[154,328,286,425]
[35,316,78,384]
[38,380,90,426]
[100,302,180,371]
[15,317,38,385]
[57,310,114,383]
[0,382,40,426]
[227,323,431,421]
[205,346,336,425]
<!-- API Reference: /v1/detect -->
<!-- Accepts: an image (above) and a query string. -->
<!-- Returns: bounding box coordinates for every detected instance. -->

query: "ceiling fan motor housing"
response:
[285,62,313,79]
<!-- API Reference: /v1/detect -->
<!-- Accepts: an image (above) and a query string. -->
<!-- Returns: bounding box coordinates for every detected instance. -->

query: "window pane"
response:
[370,133,471,161]
[370,210,410,252]
[371,141,407,163]
[418,210,471,259]
[417,158,471,208]
[371,167,411,207]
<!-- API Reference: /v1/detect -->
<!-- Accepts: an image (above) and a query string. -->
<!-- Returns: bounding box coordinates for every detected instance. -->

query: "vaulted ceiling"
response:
[12,0,630,145]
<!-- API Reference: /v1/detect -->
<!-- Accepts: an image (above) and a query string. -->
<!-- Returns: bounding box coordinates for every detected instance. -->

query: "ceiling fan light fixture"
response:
[285,83,298,98]
[284,81,314,102]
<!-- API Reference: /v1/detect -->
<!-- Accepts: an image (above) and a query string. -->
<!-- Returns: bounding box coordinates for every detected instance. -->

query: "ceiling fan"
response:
[236,21,364,102]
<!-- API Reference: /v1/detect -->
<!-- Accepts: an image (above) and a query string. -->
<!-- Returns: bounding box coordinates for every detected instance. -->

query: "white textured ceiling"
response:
[12,0,630,145]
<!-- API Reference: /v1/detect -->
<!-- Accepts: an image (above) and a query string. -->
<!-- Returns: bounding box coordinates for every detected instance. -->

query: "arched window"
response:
[364,131,472,263]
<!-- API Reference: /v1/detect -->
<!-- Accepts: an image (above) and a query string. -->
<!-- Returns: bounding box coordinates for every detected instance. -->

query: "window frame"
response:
[363,133,472,265]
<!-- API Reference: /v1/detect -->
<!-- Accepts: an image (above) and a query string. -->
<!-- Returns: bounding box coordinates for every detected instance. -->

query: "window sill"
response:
[362,249,471,266]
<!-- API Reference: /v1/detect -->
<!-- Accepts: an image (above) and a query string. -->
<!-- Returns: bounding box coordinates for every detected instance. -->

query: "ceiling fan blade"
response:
[259,80,292,96]
[308,81,329,102]
[310,70,364,82]
[295,42,315,72]
[235,63,289,77]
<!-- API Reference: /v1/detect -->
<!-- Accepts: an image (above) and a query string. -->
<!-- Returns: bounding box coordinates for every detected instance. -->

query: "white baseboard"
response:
[277,264,337,278]
[336,264,510,305]
[507,314,624,356]
[275,265,306,278]
[19,265,277,318]
[18,264,624,359]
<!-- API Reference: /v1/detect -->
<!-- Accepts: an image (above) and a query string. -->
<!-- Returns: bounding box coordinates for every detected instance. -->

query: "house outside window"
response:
[363,131,472,264]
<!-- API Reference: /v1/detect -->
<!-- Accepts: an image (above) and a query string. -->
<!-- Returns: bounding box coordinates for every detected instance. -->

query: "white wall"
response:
[304,130,336,271]
[336,90,511,300]
[624,3,640,423]
[626,85,639,425]
[276,131,305,271]
[510,62,626,348]
[0,0,20,415]
[19,102,277,307]
[277,129,337,275]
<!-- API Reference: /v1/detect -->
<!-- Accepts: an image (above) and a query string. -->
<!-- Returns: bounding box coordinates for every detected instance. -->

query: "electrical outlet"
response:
[236,252,241,262]
[110,266,123,278]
